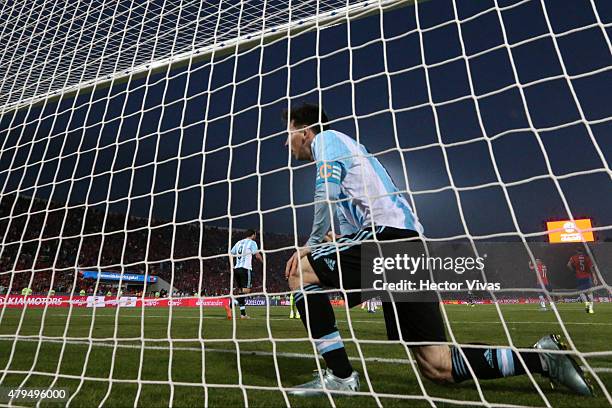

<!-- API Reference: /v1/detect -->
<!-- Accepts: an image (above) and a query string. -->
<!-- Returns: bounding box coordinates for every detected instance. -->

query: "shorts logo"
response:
[324,258,336,271]
[484,349,494,368]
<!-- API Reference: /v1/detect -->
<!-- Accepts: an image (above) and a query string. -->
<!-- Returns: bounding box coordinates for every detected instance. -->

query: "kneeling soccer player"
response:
[282,103,593,397]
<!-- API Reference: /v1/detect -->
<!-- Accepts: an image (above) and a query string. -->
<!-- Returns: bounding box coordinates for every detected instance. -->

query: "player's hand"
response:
[285,252,299,280]
[324,231,342,242]
[284,248,311,280]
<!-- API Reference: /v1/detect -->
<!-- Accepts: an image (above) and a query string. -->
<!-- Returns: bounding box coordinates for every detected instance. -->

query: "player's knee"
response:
[419,362,449,384]
[413,346,453,384]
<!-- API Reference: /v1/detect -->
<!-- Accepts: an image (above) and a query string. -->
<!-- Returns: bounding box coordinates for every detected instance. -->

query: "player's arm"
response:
[229,242,239,269]
[285,163,342,279]
[337,204,357,236]
[590,269,598,285]
[305,164,343,248]
[305,182,339,248]
[566,258,573,271]
[587,257,594,274]
[252,242,263,263]
[306,133,345,248]
[587,257,598,284]
[324,206,346,242]
[325,205,357,241]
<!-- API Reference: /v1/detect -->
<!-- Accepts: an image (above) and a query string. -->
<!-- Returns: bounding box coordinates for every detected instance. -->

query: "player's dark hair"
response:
[245,229,256,238]
[282,103,330,135]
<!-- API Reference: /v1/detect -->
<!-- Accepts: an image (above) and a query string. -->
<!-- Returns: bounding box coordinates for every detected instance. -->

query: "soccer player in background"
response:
[366,297,378,313]
[283,103,592,397]
[359,299,377,312]
[230,229,263,319]
[289,293,301,319]
[529,258,551,311]
[567,248,596,314]
[466,290,477,307]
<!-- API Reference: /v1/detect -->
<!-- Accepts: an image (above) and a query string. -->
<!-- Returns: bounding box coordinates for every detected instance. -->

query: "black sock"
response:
[238,297,246,316]
[295,286,353,379]
[451,346,544,382]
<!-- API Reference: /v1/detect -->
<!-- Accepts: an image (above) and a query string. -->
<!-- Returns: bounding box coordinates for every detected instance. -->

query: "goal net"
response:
[0,0,610,406]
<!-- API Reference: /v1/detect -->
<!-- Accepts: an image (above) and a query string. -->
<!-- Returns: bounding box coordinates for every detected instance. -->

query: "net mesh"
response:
[0,0,611,406]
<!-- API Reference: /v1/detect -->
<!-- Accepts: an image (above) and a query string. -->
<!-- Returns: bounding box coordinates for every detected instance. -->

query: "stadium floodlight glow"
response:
[546,219,595,244]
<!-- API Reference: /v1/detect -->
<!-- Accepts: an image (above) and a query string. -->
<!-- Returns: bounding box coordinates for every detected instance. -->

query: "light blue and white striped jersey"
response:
[336,205,359,236]
[312,130,423,233]
[231,238,258,270]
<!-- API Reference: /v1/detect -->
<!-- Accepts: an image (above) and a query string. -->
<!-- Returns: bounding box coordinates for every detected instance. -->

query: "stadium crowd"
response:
[0,194,292,296]
[2,195,605,302]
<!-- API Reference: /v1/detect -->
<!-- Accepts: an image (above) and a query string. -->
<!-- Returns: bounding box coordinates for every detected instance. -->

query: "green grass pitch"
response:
[0,303,610,407]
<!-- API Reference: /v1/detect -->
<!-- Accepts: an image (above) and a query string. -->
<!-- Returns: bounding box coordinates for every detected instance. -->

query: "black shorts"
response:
[234,267,252,289]
[306,226,446,343]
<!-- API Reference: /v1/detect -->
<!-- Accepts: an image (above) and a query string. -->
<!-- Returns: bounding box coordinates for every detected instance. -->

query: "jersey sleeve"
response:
[250,241,258,253]
[306,132,353,247]
[315,161,344,187]
[306,183,341,247]
[313,131,350,188]
[230,243,238,255]
[336,205,358,236]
